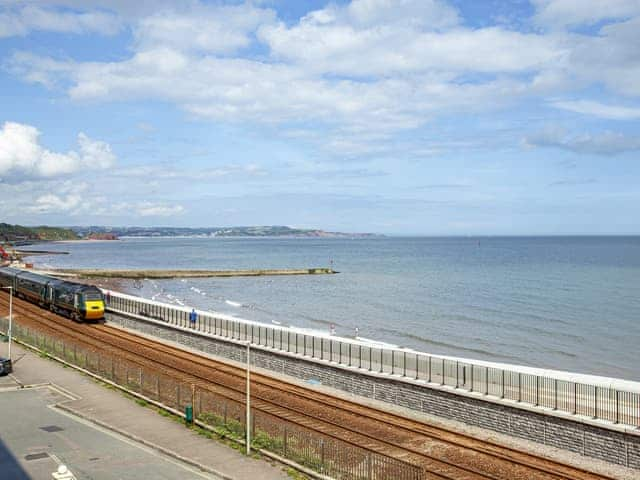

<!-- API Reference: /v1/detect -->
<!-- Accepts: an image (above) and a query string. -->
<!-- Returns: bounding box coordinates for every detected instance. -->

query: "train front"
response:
[81,287,105,320]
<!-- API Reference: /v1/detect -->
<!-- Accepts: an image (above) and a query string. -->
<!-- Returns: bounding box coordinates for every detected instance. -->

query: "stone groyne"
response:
[47,268,337,279]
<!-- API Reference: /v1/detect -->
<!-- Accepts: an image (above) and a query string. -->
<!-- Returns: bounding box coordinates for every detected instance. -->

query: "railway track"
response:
[0,293,617,480]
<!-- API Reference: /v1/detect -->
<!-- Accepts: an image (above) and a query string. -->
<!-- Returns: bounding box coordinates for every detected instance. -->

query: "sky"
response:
[0,0,639,235]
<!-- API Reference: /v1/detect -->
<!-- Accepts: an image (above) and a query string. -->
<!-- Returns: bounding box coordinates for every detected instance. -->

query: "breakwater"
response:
[47,267,336,279]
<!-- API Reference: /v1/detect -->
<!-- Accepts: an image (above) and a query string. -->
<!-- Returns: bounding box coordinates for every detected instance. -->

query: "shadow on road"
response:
[0,436,31,479]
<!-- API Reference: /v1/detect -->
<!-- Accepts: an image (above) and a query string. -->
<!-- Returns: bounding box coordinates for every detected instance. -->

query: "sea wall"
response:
[106,312,640,470]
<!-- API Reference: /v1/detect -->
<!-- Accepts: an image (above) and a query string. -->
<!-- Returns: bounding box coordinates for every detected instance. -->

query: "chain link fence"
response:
[0,317,423,480]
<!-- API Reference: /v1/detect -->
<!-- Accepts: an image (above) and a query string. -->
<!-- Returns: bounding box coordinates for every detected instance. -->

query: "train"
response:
[0,267,105,322]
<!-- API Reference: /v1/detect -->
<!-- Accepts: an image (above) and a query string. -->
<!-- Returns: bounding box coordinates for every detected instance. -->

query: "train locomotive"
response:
[0,267,105,322]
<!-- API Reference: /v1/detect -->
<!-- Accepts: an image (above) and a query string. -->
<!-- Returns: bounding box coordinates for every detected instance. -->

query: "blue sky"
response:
[0,0,639,235]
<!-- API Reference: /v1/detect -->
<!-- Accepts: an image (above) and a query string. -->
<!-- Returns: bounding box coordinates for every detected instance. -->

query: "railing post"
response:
[501,370,505,399]
[573,383,577,415]
[554,379,558,410]
[518,372,522,402]
[614,390,619,424]
[455,361,459,388]
[441,358,445,385]
[594,386,598,419]
[485,367,489,395]
[391,350,395,375]
[403,351,406,377]
[535,376,539,406]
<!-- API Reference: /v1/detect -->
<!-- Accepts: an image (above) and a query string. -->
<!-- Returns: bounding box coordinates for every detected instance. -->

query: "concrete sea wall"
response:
[106,312,640,470]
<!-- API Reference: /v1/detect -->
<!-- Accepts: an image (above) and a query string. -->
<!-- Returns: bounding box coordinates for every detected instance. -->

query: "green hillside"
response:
[0,223,78,242]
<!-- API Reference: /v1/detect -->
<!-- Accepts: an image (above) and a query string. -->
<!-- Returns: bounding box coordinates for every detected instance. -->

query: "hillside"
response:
[70,225,379,238]
[0,223,79,242]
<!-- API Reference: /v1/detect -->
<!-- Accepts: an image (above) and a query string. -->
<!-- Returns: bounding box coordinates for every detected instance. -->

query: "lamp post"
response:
[2,286,12,360]
[245,341,251,455]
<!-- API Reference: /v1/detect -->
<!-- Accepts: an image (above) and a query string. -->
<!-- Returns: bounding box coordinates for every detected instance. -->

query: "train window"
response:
[84,292,103,301]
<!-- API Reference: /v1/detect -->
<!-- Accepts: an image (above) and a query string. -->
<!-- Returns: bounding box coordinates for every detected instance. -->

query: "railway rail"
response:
[0,292,618,480]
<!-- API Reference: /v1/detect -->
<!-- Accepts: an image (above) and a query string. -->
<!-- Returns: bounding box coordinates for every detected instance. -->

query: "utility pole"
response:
[2,286,12,360]
[246,341,251,455]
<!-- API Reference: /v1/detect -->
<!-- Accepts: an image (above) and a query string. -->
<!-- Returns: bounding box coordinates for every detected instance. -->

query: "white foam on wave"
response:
[225,300,242,308]
[356,336,399,348]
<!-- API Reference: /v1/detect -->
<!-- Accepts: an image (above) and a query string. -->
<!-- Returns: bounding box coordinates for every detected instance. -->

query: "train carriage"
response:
[0,267,105,322]
[15,270,50,304]
[0,267,19,289]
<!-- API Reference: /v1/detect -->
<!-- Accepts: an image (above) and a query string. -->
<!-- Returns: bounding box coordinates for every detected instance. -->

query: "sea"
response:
[25,236,640,381]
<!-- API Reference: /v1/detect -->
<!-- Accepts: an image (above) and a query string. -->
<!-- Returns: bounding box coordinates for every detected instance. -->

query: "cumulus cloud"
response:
[525,128,640,155]
[0,4,121,37]
[0,121,116,178]
[134,3,275,54]
[27,193,83,213]
[5,0,640,157]
[258,2,561,77]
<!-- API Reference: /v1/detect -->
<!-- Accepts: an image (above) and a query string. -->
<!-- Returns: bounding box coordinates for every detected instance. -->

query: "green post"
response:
[185,405,193,425]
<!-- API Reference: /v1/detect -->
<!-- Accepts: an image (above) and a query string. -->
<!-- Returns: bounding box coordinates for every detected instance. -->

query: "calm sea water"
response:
[27,236,640,380]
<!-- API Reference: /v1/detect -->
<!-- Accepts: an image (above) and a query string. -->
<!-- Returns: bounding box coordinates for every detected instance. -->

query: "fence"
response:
[0,317,422,480]
[106,291,640,429]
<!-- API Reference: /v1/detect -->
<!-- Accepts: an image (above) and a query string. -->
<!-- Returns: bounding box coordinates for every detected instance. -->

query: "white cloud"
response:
[134,3,275,54]
[27,193,83,213]
[532,0,640,28]
[258,4,562,77]
[0,121,116,178]
[345,0,459,29]
[136,202,185,217]
[0,4,120,38]
[551,100,640,120]
[5,0,640,158]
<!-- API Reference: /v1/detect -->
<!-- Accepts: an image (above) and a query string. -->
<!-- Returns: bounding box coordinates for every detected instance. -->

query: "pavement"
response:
[0,343,290,480]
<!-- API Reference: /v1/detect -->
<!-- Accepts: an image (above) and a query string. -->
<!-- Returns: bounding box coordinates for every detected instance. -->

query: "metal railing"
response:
[105,291,640,429]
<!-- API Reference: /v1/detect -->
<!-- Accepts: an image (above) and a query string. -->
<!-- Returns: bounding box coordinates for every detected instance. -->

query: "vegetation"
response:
[0,222,78,242]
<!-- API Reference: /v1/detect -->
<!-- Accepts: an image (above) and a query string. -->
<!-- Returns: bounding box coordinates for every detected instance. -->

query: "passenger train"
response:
[0,267,105,322]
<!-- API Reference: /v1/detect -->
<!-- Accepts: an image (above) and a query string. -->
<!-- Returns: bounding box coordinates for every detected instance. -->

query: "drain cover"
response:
[40,425,64,433]
[24,452,49,461]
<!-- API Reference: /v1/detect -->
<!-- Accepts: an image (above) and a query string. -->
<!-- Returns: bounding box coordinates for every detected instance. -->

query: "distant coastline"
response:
[69,225,382,239]
[1,223,381,243]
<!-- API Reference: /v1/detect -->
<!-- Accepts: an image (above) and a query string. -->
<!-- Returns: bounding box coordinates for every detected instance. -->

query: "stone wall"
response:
[107,312,640,469]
